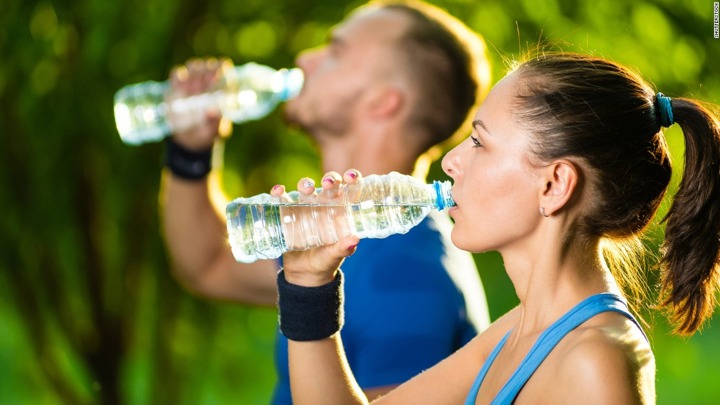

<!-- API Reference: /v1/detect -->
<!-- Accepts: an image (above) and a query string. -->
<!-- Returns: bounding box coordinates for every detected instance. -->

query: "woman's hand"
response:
[274,170,362,287]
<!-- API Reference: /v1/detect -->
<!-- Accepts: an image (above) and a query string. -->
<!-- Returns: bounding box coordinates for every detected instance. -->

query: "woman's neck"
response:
[503,235,615,337]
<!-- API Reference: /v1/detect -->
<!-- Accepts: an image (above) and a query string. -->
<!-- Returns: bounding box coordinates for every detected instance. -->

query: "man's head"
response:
[284,0,490,156]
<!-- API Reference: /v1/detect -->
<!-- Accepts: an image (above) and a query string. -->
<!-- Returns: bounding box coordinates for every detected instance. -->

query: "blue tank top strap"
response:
[463,331,510,405]
[464,293,646,405]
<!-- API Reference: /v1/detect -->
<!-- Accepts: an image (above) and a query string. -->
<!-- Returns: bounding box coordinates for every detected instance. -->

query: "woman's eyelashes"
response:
[470,134,483,148]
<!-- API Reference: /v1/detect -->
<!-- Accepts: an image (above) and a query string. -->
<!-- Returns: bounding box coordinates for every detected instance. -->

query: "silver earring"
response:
[540,207,549,217]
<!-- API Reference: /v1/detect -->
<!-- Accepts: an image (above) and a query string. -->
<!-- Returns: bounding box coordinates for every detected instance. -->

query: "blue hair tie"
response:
[655,92,674,127]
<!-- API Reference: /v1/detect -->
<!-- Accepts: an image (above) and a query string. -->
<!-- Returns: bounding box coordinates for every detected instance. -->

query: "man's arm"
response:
[159,58,278,306]
[160,170,278,305]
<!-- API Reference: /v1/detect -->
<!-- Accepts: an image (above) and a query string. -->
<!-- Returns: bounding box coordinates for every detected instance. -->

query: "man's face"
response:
[283,7,409,139]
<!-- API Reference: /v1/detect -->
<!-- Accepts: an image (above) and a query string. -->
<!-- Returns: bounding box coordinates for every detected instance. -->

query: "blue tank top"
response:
[464,293,647,405]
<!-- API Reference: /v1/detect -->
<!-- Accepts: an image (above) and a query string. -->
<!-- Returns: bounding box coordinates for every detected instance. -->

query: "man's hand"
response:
[167,58,233,151]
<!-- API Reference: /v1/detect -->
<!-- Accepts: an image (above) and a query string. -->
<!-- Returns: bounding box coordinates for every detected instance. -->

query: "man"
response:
[160,1,491,402]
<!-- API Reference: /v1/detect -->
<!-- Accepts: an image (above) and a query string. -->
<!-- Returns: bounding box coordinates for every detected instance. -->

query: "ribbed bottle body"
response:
[113,63,303,145]
[226,172,454,263]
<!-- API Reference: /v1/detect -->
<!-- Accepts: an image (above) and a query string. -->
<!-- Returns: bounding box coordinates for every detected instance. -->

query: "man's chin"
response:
[280,105,296,124]
[282,98,302,117]
[280,107,311,134]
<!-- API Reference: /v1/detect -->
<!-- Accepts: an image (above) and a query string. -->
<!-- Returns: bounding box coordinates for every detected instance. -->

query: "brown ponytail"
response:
[512,52,720,336]
[660,99,720,335]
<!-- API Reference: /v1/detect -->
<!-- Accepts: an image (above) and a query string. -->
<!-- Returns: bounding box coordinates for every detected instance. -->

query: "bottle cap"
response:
[278,68,304,101]
[433,180,456,210]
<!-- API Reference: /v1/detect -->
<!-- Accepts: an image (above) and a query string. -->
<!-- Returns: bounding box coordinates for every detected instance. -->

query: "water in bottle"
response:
[113,62,304,145]
[225,172,455,263]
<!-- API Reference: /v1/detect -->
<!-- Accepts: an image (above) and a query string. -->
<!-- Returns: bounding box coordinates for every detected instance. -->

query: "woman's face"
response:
[442,72,545,253]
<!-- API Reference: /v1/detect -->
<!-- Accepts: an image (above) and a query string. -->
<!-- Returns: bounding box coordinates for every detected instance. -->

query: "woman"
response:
[269,53,720,404]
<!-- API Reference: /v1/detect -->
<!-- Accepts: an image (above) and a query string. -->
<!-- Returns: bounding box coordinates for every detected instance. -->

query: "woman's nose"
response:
[441,145,461,179]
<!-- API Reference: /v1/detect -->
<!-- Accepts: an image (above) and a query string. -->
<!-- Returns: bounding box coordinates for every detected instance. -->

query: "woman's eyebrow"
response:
[472,120,492,136]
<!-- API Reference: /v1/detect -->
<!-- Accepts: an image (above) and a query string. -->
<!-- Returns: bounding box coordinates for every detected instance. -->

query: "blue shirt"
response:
[272,213,488,404]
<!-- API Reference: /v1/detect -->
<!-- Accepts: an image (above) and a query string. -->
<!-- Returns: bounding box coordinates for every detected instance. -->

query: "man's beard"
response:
[281,93,359,140]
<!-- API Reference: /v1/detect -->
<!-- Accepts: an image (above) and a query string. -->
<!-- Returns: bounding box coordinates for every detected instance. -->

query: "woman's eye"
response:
[470,135,483,148]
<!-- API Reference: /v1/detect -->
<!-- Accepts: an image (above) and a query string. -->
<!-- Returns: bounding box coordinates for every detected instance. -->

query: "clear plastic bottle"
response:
[113,62,304,145]
[225,171,455,263]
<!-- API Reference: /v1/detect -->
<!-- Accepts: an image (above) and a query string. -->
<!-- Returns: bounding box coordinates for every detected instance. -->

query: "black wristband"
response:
[277,270,344,341]
[165,138,213,180]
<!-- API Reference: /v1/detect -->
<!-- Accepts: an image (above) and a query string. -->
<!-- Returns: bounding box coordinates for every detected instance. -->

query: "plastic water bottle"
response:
[225,172,455,263]
[113,62,304,145]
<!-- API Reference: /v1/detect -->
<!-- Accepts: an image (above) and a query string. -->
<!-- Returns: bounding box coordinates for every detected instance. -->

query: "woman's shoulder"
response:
[564,311,653,365]
[534,312,655,404]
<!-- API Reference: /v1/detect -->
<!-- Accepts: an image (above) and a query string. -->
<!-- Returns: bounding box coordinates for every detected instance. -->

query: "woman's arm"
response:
[277,171,367,404]
[277,171,517,404]
[287,310,512,405]
[289,336,368,405]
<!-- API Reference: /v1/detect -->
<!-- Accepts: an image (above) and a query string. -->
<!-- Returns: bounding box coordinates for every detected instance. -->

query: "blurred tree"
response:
[0,0,717,404]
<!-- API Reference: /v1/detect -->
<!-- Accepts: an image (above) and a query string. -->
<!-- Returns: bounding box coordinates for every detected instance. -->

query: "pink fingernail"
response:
[272,184,282,191]
[347,243,358,251]
[346,170,358,179]
[322,176,335,185]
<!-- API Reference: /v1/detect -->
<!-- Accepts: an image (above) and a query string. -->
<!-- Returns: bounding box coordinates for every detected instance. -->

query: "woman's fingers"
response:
[343,169,361,184]
[296,177,316,195]
[321,172,342,188]
[338,234,360,255]
[282,234,360,287]
[270,184,285,197]
[291,170,361,196]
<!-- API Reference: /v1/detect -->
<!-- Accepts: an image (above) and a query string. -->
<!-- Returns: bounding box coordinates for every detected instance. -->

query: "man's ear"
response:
[538,160,579,216]
[365,85,404,118]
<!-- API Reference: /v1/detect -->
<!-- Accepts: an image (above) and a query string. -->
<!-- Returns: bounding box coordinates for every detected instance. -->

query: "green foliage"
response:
[0,0,718,404]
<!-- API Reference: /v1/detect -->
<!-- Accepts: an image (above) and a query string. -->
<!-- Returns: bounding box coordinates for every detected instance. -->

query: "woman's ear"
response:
[538,160,579,216]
